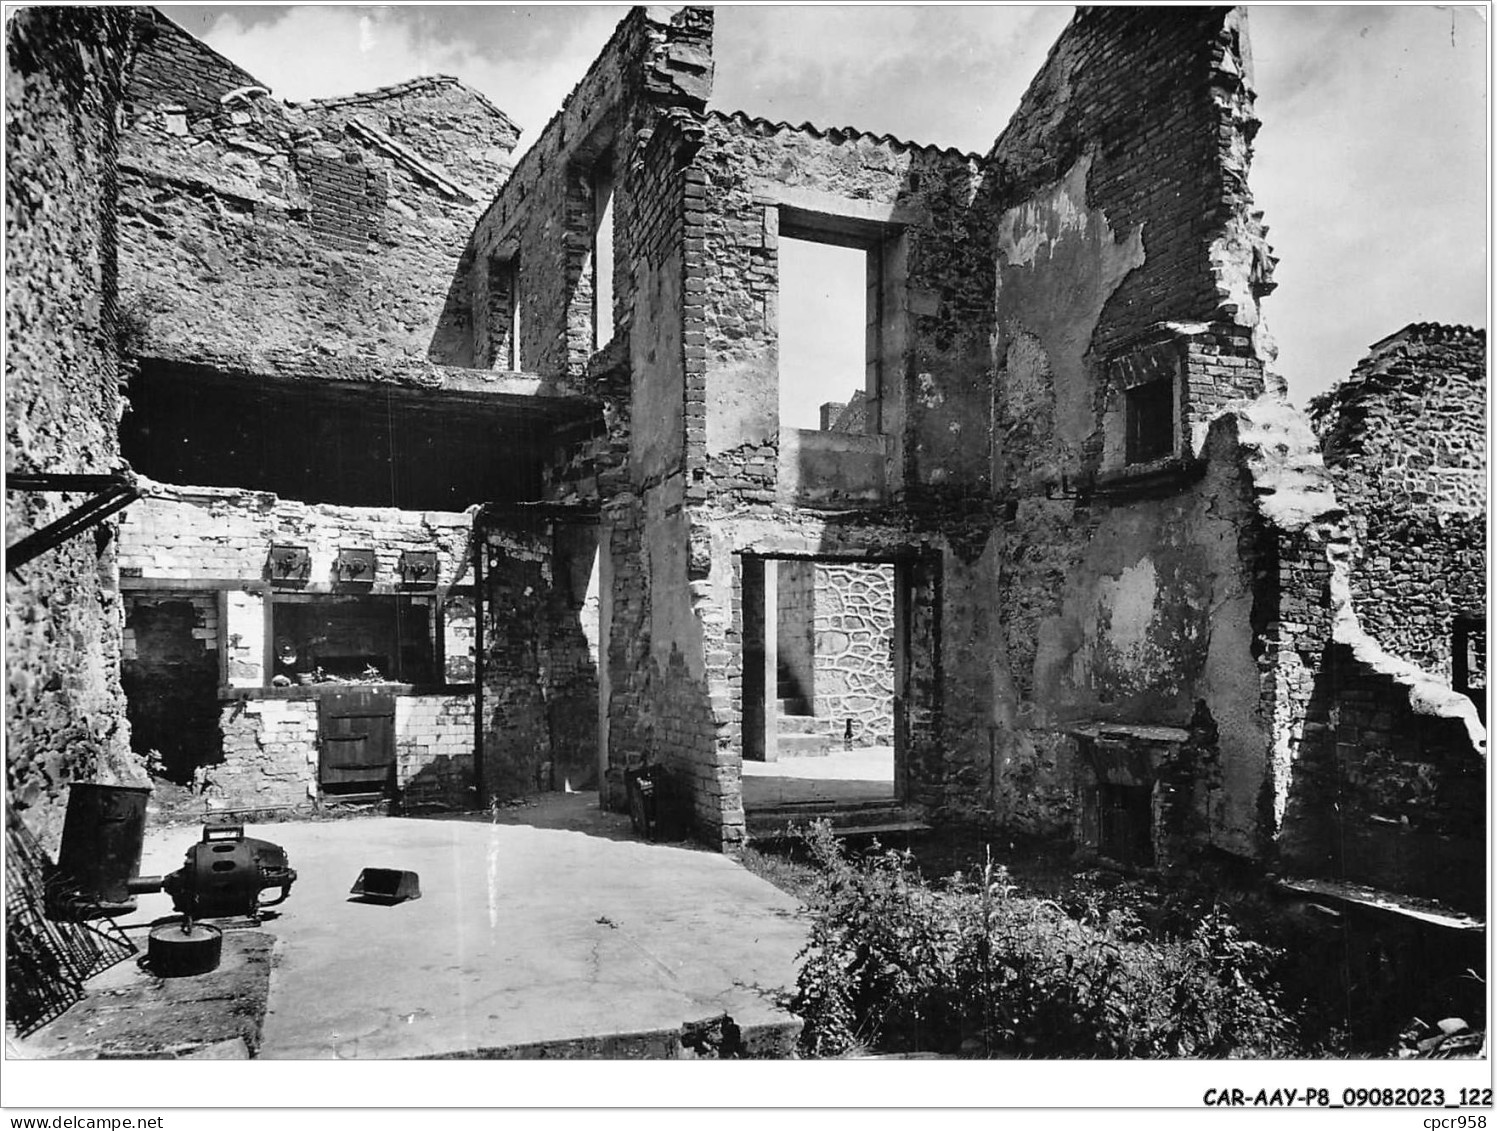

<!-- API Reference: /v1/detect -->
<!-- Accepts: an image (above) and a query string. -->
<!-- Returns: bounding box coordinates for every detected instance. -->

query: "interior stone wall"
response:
[5,8,142,849]
[812,563,895,747]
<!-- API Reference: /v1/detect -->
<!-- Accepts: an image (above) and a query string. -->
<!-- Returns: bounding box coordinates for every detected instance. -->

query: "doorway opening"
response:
[740,555,902,814]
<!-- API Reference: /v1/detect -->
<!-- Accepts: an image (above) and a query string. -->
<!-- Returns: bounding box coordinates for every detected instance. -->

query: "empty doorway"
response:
[740,555,902,812]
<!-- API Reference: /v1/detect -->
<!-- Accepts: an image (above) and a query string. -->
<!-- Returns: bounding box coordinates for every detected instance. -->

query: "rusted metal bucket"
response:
[349,868,420,904]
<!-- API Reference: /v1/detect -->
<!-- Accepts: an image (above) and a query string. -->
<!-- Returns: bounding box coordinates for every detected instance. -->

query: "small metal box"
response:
[335,547,377,584]
[269,543,309,585]
[398,550,438,588]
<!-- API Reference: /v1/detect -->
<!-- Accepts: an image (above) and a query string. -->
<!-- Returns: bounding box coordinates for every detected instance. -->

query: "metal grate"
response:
[5,801,136,1037]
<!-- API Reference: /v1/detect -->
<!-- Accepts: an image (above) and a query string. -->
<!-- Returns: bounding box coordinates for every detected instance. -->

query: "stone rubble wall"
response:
[1311,324,1487,686]
[117,10,518,369]
[812,563,895,747]
[1231,397,1486,908]
[5,8,142,849]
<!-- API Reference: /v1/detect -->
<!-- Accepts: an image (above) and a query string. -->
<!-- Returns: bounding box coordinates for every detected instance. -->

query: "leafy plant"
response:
[790,824,1297,1058]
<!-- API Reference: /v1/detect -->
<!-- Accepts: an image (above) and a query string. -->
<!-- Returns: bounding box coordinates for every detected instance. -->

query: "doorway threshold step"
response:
[775,733,830,756]
[745,803,928,841]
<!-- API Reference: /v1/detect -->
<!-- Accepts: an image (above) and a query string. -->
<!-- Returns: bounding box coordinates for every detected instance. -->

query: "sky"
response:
[164,3,1490,409]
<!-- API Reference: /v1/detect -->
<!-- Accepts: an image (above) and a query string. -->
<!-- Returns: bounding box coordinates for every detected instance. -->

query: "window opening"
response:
[1125,377,1175,465]
[271,594,434,686]
[592,162,615,352]
[777,237,870,432]
[489,256,520,370]
[1453,612,1485,719]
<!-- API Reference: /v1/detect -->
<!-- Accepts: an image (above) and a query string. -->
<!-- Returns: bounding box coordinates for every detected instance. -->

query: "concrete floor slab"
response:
[111,796,807,1059]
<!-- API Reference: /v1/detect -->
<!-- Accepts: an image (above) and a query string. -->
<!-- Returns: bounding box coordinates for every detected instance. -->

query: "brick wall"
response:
[479,523,601,801]
[988,8,1274,362]
[125,9,265,122]
[116,486,485,814]
[118,485,476,585]
[5,8,142,848]
[211,697,318,812]
[395,693,475,808]
[121,592,220,783]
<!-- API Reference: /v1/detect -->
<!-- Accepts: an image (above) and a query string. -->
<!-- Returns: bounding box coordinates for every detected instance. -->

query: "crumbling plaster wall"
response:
[969,7,1287,853]
[5,8,142,848]
[118,9,519,371]
[1310,324,1487,686]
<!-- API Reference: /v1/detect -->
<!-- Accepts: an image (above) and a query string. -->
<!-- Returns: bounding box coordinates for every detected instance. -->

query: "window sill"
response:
[1092,455,1203,498]
[221,682,475,702]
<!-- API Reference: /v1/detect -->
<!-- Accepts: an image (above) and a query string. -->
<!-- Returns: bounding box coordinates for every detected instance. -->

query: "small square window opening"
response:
[1125,377,1175,465]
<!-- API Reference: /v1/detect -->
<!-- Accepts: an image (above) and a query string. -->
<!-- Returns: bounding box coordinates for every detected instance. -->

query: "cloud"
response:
[1250,5,1486,402]
[710,5,1072,153]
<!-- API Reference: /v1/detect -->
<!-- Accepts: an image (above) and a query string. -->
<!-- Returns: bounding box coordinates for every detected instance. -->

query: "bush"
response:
[790,824,1297,1058]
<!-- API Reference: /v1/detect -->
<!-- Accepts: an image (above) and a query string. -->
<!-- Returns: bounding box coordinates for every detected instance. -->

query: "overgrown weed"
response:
[790,823,1298,1058]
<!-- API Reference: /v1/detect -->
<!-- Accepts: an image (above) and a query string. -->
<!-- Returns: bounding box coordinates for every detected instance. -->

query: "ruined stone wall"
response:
[466,7,713,387]
[5,8,142,848]
[813,563,895,747]
[693,113,989,501]
[118,11,518,370]
[1282,640,1485,913]
[1311,324,1487,685]
[1225,398,1486,907]
[968,8,1282,848]
[480,523,600,801]
[988,7,1274,374]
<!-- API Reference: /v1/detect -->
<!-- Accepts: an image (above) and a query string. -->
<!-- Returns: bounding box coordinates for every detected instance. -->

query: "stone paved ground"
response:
[742,746,894,807]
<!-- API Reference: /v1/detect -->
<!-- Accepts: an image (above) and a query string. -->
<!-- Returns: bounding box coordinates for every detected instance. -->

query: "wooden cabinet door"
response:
[319,689,396,788]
